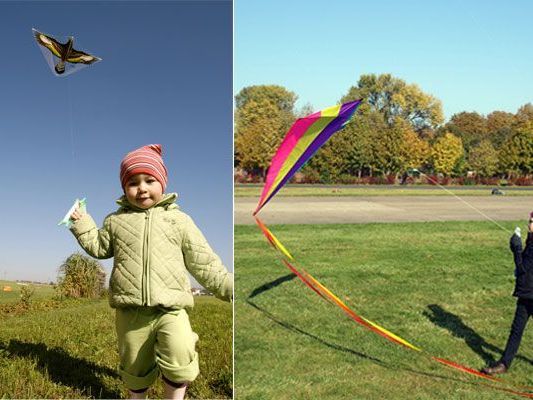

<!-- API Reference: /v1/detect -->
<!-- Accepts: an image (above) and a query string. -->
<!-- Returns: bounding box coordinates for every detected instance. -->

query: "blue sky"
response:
[235,0,533,120]
[0,1,232,285]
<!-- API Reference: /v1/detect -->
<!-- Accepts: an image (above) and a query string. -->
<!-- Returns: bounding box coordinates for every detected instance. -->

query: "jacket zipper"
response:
[142,209,153,306]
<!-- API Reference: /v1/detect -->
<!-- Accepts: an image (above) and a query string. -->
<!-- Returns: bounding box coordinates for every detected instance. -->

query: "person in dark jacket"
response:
[481,213,533,375]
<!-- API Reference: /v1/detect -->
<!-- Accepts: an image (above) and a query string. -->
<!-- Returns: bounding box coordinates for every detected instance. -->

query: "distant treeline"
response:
[234,75,533,184]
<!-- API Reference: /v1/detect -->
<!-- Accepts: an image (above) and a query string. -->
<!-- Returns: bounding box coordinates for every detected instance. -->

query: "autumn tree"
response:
[398,119,431,170]
[431,133,464,176]
[234,85,297,177]
[514,103,533,127]
[444,112,487,153]
[468,140,499,177]
[235,98,288,177]
[486,110,515,149]
[499,124,533,177]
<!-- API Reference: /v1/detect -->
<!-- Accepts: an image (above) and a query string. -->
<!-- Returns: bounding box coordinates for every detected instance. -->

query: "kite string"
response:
[67,78,76,189]
[416,170,512,235]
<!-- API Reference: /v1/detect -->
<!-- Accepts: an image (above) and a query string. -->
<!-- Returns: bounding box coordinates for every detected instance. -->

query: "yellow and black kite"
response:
[33,28,101,76]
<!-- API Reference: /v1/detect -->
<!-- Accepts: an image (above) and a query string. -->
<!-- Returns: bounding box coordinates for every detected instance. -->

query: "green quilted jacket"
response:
[69,193,233,309]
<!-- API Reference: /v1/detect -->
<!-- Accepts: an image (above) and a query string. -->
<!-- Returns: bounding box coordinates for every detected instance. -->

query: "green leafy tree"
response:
[431,132,464,176]
[486,110,515,148]
[57,253,106,299]
[341,73,444,131]
[468,140,499,177]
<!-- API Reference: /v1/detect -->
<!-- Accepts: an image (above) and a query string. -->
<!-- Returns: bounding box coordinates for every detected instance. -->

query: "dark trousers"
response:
[501,298,533,368]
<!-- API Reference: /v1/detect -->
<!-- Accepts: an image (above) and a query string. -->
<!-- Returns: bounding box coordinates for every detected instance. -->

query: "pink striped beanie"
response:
[120,144,168,191]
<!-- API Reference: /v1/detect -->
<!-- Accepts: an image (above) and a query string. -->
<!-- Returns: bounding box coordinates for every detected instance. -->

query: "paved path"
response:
[235,196,533,225]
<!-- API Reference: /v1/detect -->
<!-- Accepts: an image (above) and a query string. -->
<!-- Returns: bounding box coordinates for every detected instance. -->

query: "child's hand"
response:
[70,207,84,222]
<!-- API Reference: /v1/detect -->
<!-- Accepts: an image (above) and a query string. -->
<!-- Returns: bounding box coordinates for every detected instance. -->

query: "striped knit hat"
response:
[120,144,168,191]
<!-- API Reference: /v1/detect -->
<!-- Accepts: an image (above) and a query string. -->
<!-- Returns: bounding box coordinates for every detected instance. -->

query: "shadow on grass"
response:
[246,299,384,363]
[244,299,510,393]
[248,273,296,299]
[246,277,528,395]
[424,304,533,367]
[0,339,120,398]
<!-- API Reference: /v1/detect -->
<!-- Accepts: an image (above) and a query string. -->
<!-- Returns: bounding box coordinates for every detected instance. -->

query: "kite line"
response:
[412,168,512,235]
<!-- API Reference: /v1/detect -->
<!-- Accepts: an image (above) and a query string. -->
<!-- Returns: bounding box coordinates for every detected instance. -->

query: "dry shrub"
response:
[57,253,106,299]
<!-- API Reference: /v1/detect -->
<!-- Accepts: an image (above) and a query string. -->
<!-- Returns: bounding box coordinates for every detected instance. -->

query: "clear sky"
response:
[235,0,533,120]
[0,1,232,285]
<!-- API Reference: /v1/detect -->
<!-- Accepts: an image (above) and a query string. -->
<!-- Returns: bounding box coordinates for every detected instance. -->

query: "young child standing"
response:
[481,212,533,375]
[68,144,233,399]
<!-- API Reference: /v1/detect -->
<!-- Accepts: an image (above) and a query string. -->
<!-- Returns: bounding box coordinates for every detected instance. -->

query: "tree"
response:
[234,85,297,178]
[515,103,533,127]
[486,110,514,148]
[235,99,289,177]
[499,124,533,177]
[341,73,444,131]
[57,253,106,299]
[431,133,464,176]
[445,112,487,152]
[398,119,431,170]
[468,140,499,177]
[235,85,297,114]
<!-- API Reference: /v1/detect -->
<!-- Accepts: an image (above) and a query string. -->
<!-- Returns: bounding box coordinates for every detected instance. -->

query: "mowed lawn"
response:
[235,221,533,399]
[0,295,232,399]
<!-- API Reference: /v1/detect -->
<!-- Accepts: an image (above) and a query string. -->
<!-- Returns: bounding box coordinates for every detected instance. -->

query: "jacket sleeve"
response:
[526,232,533,248]
[510,233,524,275]
[69,213,114,259]
[181,215,233,302]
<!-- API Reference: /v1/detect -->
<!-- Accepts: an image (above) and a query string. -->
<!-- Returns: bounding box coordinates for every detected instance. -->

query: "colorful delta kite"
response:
[253,101,533,398]
[33,28,101,76]
[254,100,361,215]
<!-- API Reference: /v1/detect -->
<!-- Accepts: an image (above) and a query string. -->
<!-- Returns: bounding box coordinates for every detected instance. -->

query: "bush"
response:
[57,253,106,299]
[513,176,533,186]
[337,174,359,184]
[385,174,397,184]
[19,285,35,308]
[478,177,501,186]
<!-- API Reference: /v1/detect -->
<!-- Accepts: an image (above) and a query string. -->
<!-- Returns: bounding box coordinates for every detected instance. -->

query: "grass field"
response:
[235,184,533,198]
[235,220,533,399]
[0,294,232,399]
[0,280,55,304]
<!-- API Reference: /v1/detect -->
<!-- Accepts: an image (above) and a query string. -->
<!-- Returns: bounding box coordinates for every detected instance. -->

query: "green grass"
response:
[235,221,533,399]
[0,281,55,304]
[0,296,232,399]
[235,184,533,197]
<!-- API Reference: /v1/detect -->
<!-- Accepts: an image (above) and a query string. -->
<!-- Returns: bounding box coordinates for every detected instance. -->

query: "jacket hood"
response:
[116,192,178,211]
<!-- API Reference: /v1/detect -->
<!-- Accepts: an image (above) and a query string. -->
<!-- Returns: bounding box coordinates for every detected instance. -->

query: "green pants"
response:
[115,307,199,390]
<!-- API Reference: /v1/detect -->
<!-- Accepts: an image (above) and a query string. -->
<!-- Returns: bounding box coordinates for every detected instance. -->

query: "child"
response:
[68,144,233,399]
[481,212,533,375]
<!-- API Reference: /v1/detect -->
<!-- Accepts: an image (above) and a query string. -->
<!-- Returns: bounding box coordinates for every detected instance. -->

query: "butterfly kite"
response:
[33,28,101,76]
[253,100,533,398]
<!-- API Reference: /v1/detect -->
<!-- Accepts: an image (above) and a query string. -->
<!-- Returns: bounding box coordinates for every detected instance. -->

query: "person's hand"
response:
[70,207,84,222]
[515,227,522,238]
